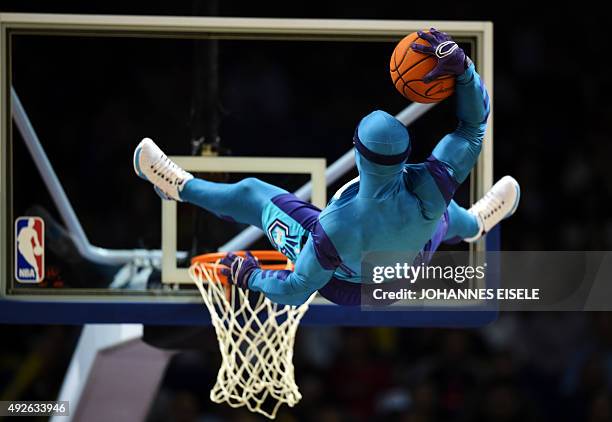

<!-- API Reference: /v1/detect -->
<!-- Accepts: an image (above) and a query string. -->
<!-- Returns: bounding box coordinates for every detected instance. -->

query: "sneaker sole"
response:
[154,185,172,201]
[133,143,148,181]
[504,179,521,219]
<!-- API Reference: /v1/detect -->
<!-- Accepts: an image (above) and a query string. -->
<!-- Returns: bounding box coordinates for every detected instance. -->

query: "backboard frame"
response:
[0,13,497,326]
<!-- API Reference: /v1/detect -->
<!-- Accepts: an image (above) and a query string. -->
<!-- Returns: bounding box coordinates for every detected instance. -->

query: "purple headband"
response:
[353,128,411,166]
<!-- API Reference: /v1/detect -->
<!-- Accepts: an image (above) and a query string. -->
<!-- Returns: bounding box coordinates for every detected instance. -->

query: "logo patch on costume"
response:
[15,216,45,283]
[267,219,299,261]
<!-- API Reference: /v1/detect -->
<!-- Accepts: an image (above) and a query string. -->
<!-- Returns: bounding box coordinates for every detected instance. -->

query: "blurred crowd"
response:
[141,313,612,422]
[3,313,611,421]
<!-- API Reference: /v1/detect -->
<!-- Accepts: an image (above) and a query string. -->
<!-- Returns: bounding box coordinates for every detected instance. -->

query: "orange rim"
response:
[192,250,289,266]
[191,250,293,284]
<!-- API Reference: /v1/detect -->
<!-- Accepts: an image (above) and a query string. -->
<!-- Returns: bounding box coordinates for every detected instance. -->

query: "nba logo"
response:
[15,216,45,283]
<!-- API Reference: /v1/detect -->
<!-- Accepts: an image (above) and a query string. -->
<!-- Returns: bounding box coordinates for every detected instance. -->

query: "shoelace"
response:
[473,191,505,221]
[151,155,188,186]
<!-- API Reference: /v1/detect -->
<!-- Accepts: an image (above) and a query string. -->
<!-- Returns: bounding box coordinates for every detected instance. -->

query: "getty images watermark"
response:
[372,261,487,283]
[358,251,587,311]
[369,259,539,302]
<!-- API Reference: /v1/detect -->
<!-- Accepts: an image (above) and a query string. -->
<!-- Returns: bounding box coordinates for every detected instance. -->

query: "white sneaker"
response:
[464,175,520,242]
[133,138,193,201]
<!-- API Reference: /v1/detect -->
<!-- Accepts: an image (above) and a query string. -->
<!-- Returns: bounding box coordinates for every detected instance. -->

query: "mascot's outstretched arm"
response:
[405,29,490,219]
[220,228,338,306]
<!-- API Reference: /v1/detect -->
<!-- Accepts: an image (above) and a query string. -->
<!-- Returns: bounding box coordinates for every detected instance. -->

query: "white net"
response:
[188,258,313,419]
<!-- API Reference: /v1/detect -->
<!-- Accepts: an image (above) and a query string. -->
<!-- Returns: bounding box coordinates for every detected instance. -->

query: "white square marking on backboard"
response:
[161,156,326,284]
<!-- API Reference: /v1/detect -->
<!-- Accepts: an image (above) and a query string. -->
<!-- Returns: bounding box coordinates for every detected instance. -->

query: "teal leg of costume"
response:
[443,200,479,242]
[179,177,287,228]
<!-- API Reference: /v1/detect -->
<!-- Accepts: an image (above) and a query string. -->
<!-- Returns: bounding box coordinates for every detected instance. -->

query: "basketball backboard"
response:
[0,13,497,326]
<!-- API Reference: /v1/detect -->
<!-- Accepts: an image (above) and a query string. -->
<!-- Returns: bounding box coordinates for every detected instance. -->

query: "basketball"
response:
[390,31,455,103]
[34,245,43,255]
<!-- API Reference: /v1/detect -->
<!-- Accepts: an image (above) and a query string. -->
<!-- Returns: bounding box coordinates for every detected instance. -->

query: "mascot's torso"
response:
[317,175,440,282]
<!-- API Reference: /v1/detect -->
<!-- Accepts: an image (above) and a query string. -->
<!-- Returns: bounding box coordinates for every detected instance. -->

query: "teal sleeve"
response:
[247,236,335,306]
[406,64,490,219]
[430,63,490,184]
[403,163,447,220]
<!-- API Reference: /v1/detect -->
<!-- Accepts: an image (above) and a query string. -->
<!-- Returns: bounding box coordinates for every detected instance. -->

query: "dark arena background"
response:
[1,1,611,422]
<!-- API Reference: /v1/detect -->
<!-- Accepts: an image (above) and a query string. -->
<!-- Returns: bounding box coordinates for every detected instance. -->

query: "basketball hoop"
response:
[188,250,314,419]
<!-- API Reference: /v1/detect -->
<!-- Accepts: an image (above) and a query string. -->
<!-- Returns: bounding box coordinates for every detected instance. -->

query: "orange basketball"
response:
[390,31,455,103]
